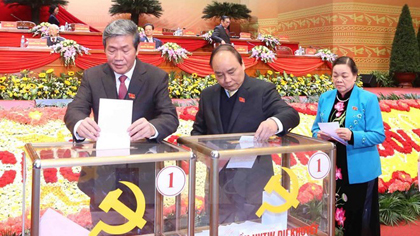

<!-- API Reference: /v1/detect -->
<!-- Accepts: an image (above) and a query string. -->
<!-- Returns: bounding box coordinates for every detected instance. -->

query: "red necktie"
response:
[118,75,127,99]
[225,28,229,36]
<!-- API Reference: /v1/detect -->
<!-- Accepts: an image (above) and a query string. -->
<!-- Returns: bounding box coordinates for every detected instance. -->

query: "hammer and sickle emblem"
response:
[89,181,147,236]
[256,167,300,217]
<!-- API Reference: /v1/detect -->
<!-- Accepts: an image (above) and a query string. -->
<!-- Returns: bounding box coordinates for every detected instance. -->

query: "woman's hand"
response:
[336,128,352,141]
[317,131,332,141]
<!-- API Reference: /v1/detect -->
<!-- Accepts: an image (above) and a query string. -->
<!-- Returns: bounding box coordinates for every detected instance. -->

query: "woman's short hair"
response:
[103,19,140,50]
[332,56,358,75]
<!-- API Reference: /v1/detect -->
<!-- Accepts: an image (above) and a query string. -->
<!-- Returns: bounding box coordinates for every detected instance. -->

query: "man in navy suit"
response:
[192,45,300,223]
[140,23,163,49]
[211,16,231,44]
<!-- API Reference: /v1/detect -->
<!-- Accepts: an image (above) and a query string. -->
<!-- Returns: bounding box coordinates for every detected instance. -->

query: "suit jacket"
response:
[311,86,385,184]
[46,36,65,46]
[64,58,179,142]
[211,24,231,44]
[192,75,300,136]
[48,14,60,26]
[140,36,163,48]
[192,75,299,223]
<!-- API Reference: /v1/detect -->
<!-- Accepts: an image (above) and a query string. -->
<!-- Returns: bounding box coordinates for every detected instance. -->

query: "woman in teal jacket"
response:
[312,56,385,236]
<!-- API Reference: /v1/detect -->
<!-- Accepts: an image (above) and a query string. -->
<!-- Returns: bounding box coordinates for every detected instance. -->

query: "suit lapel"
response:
[227,75,249,133]
[212,85,224,134]
[126,59,146,100]
[101,64,118,99]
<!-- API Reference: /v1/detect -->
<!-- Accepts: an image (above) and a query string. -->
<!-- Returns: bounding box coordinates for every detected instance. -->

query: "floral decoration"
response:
[201,30,214,44]
[51,40,90,66]
[250,45,276,63]
[168,72,216,99]
[137,26,145,38]
[0,70,82,100]
[315,48,338,63]
[257,34,281,49]
[29,22,51,37]
[157,42,192,65]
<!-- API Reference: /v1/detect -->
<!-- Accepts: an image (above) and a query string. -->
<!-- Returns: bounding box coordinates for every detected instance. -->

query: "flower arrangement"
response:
[250,45,277,63]
[51,40,90,66]
[256,71,336,97]
[0,69,82,100]
[257,34,281,49]
[29,22,51,37]
[315,48,338,63]
[138,26,145,38]
[157,42,191,65]
[168,72,217,99]
[201,30,214,44]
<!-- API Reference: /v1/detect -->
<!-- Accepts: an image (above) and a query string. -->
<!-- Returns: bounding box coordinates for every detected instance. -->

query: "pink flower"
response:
[335,207,346,226]
[336,167,342,180]
[334,101,345,112]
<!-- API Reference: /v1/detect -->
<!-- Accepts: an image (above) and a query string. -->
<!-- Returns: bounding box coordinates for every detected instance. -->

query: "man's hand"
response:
[336,128,352,141]
[127,118,156,141]
[255,119,278,141]
[316,131,332,141]
[221,40,226,44]
[77,117,101,141]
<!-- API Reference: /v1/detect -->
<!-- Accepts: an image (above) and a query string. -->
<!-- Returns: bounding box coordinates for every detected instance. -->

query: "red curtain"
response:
[0,50,328,76]
[0,50,60,73]
[55,6,99,32]
[267,57,326,76]
[160,38,208,52]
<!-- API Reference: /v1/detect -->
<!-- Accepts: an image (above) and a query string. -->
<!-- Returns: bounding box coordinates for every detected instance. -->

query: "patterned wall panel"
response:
[258,2,420,73]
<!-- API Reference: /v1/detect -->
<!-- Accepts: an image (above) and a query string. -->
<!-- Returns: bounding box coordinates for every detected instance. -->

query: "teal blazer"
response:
[311,86,385,184]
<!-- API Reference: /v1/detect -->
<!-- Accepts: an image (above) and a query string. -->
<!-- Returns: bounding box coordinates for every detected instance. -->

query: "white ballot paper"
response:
[96,98,133,150]
[318,122,347,145]
[226,136,258,169]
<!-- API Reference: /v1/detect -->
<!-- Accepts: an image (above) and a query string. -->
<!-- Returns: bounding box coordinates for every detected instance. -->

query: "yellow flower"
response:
[290,74,294,77]
[0,76,5,83]
[68,71,75,76]
[211,74,216,79]
[267,70,273,75]
[42,79,47,83]
[54,89,59,94]
[71,86,77,91]
[39,73,46,78]
[22,77,28,81]
[37,91,42,96]
[46,69,54,74]
[306,74,311,77]
[29,111,42,120]
[191,73,198,79]
[64,80,71,86]
[0,86,5,90]
[28,84,36,89]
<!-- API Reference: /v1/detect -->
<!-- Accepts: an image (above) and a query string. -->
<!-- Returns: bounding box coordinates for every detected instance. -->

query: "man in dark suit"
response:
[211,16,231,45]
[140,23,163,49]
[192,44,300,224]
[64,19,178,235]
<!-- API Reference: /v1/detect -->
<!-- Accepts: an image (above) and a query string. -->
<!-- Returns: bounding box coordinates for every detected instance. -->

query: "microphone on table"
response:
[11,14,24,29]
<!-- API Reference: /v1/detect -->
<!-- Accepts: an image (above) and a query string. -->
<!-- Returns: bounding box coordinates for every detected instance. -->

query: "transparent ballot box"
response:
[178,133,336,236]
[25,141,194,236]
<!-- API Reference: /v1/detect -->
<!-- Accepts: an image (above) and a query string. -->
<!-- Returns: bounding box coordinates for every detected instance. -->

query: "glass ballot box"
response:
[25,140,194,236]
[178,133,336,236]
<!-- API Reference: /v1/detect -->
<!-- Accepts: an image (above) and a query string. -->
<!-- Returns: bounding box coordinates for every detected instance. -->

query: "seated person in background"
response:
[43,24,65,46]
[48,5,60,26]
[140,23,163,49]
[211,15,231,45]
